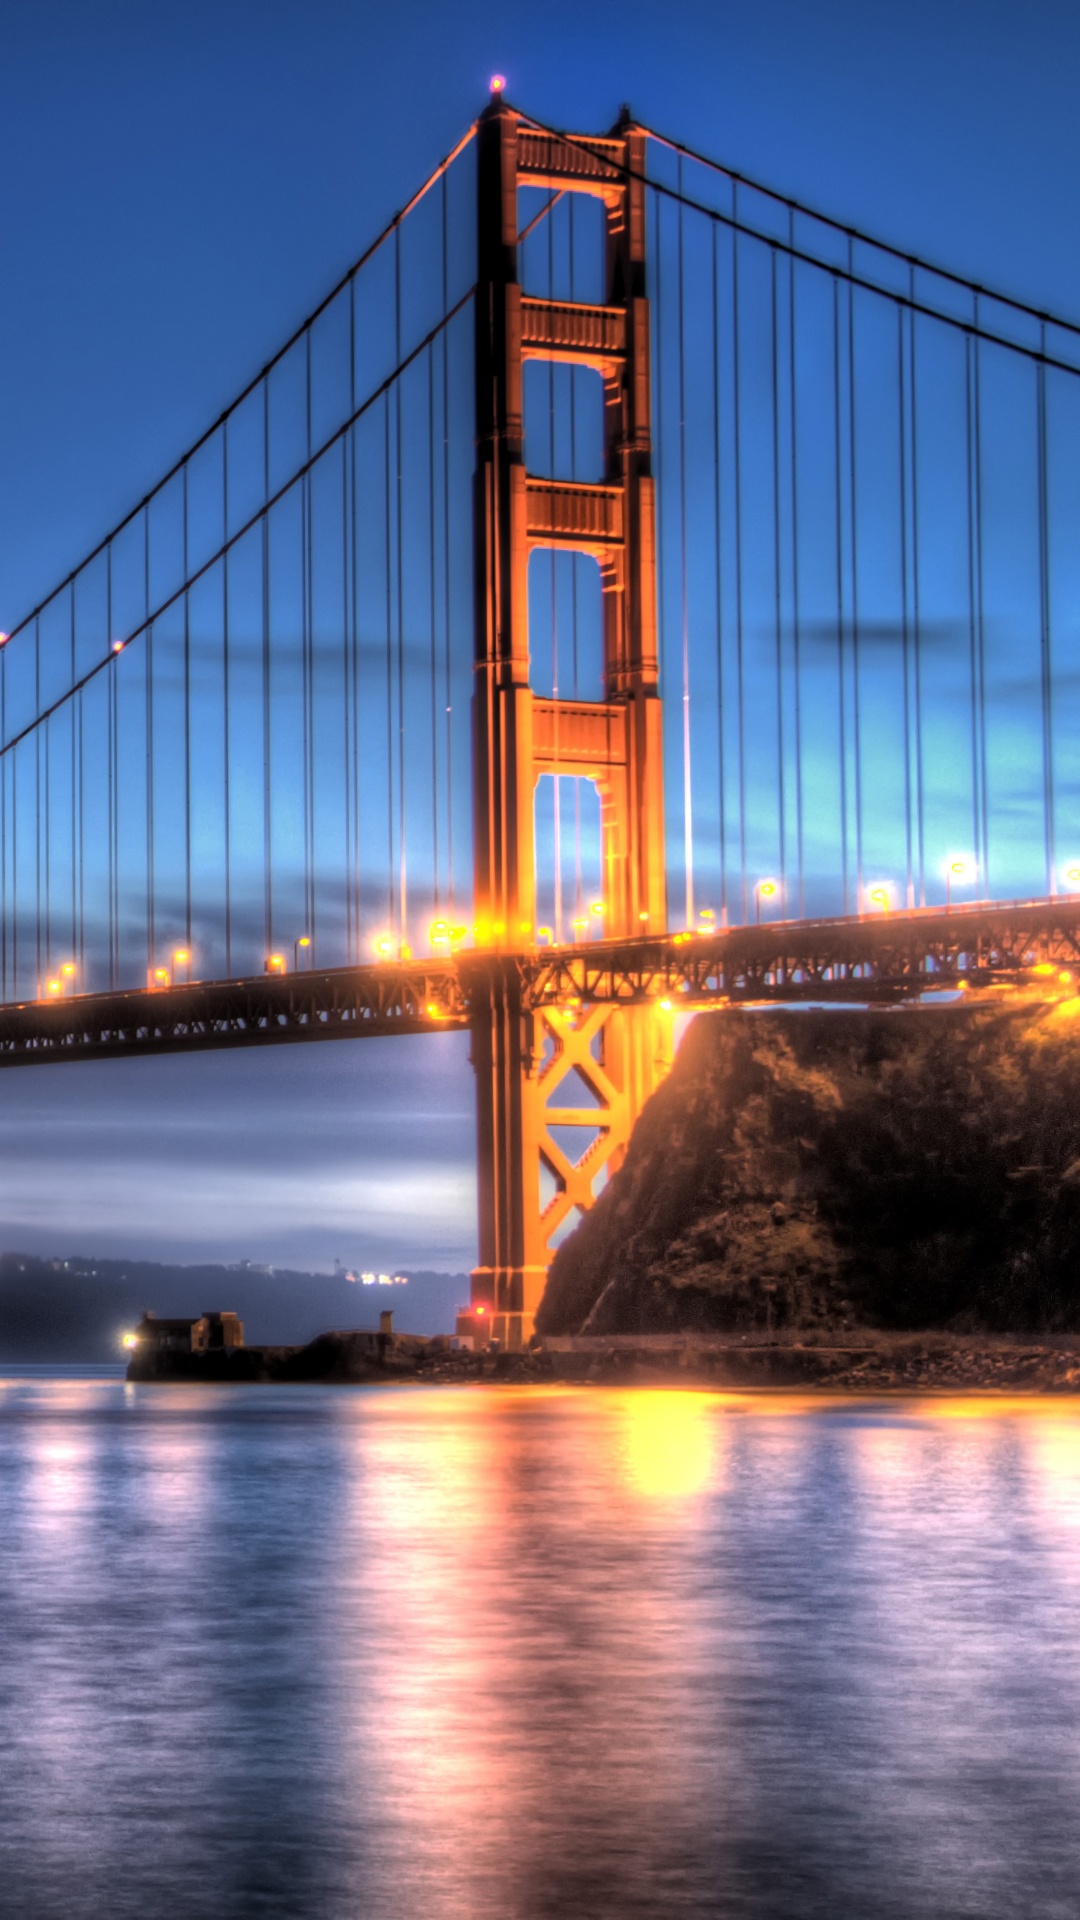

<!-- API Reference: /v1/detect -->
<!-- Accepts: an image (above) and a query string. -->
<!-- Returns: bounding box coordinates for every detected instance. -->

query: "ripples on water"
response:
[0,1376,1079,1918]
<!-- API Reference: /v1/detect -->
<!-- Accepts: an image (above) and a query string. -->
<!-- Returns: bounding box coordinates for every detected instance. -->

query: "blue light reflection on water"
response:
[1,1375,1079,1918]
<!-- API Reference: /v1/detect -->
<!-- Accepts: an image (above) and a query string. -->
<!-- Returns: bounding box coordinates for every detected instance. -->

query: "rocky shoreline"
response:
[127,1328,1080,1392]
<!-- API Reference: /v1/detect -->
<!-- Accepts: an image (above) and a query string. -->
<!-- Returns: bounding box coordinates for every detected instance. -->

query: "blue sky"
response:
[1,0,1078,1273]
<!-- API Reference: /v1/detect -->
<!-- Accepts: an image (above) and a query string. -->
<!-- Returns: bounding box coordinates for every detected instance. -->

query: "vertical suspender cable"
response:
[262,377,273,960]
[1,640,6,996]
[677,159,693,928]
[1037,322,1055,892]
[343,428,354,951]
[909,272,926,904]
[43,712,50,987]
[341,334,354,963]
[964,329,982,884]
[973,307,989,884]
[77,680,85,983]
[788,219,805,918]
[732,194,747,921]
[11,731,16,998]
[223,422,232,975]
[107,554,116,987]
[305,332,317,954]
[847,249,862,907]
[395,228,407,945]
[384,392,394,936]
[70,584,77,963]
[832,274,848,913]
[145,507,154,973]
[350,279,362,958]
[897,306,914,909]
[712,222,727,924]
[183,465,192,951]
[771,246,786,907]
[441,170,454,914]
[349,272,361,960]
[428,345,439,909]
[35,616,43,988]
[302,345,312,946]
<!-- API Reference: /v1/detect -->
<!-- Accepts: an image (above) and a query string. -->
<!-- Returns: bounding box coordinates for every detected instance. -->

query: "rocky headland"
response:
[534,996,1080,1389]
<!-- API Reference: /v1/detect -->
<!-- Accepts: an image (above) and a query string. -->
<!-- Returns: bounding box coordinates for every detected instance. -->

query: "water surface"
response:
[1,1374,1079,1918]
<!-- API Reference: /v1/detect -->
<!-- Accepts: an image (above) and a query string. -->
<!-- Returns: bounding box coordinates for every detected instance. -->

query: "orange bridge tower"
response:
[470,100,668,1349]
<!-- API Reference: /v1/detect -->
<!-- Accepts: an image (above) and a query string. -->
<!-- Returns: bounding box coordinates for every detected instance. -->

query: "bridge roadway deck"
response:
[0,897,1077,1069]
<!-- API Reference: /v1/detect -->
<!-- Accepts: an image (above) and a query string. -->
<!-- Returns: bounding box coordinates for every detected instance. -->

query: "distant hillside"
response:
[0,1255,467,1362]
[537,1000,1080,1339]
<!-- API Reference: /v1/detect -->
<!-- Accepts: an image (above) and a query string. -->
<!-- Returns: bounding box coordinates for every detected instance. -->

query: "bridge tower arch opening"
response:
[470,100,668,1349]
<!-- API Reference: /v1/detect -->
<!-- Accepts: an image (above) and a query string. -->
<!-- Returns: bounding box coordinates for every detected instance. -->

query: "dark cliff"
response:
[536,1000,1080,1338]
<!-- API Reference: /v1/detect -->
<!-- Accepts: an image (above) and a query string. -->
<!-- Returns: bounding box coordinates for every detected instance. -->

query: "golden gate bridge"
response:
[3,88,1080,1345]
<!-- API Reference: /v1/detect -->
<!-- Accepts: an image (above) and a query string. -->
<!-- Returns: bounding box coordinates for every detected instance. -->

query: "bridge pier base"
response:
[469,959,671,1348]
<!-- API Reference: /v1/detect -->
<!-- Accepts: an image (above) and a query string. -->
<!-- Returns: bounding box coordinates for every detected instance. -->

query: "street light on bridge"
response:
[1061,864,1080,891]
[865,882,893,914]
[754,878,779,924]
[944,854,977,909]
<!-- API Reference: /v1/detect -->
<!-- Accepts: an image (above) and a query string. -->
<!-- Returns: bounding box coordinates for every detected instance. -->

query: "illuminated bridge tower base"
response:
[470,100,668,1350]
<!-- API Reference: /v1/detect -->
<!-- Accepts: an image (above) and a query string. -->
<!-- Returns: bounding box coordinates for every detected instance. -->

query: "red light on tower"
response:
[489,73,506,94]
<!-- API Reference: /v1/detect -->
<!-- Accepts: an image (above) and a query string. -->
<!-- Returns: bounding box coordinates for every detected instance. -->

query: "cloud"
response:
[0,1032,479,1270]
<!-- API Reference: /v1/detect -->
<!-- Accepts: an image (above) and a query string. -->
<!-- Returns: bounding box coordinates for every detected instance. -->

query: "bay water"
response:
[1,1373,1079,1918]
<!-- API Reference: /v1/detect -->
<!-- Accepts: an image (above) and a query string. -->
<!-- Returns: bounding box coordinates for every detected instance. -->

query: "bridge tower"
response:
[470,100,668,1350]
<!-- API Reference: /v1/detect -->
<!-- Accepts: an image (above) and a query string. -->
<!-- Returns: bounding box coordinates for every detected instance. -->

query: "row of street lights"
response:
[34,849,1080,1001]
